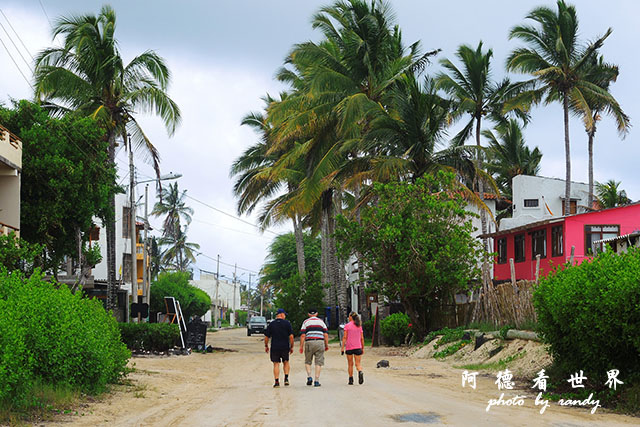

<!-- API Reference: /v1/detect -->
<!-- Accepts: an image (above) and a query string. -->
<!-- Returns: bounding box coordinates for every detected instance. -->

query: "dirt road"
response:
[52,328,638,426]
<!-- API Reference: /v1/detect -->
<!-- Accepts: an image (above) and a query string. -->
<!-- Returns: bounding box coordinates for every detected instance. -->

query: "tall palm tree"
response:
[579,56,630,208]
[151,182,193,241]
[595,180,631,209]
[270,0,437,322]
[33,5,181,309]
[507,0,614,215]
[231,95,308,276]
[436,41,526,251]
[483,119,543,200]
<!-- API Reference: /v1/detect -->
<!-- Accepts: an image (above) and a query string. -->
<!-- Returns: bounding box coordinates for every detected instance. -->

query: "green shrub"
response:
[118,323,180,352]
[150,272,211,320]
[362,316,375,338]
[0,233,43,275]
[381,312,410,346]
[236,310,247,325]
[534,248,640,382]
[273,272,326,334]
[0,270,130,408]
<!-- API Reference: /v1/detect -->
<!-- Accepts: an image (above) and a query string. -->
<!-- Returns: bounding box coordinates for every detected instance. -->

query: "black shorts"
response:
[270,348,290,363]
[345,348,363,356]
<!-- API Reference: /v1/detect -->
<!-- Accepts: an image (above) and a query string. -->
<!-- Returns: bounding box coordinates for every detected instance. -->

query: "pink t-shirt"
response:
[343,321,363,350]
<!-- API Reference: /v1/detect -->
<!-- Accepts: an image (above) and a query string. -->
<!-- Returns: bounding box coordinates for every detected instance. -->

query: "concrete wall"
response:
[501,175,590,230]
[0,125,21,236]
[190,274,242,323]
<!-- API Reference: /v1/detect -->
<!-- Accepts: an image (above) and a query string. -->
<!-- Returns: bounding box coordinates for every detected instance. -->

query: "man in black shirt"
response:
[264,308,294,387]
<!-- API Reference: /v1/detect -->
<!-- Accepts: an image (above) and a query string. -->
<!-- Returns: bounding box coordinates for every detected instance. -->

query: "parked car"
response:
[247,316,267,336]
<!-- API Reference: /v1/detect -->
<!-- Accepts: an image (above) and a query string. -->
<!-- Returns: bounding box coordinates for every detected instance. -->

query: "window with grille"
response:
[531,229,547,259]
[122,206,131,238]
[497,238,507,264]
[514,234,525,262]
[585,225,619,254]
[561,200,577,214]
[551,225,563,257]
[524,199,539,208]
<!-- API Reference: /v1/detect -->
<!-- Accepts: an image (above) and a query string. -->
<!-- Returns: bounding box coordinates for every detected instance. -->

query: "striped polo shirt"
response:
[300,316,328,340]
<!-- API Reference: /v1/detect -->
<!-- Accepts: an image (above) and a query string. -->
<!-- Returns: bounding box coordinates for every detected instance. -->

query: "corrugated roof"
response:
[593,231,640,245]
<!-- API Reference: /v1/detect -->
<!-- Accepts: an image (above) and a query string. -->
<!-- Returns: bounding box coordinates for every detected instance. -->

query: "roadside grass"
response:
[0,381,83,425]
[454,351,526,371]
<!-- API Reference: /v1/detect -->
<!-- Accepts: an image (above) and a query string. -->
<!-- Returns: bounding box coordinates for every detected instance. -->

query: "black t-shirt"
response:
[265,318,293,351]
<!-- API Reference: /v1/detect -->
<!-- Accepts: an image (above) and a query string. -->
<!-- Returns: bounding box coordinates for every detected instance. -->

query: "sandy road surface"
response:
[51,328,638,426]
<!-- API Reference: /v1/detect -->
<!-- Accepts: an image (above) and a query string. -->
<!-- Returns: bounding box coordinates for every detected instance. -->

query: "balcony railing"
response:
[0,221,19,237]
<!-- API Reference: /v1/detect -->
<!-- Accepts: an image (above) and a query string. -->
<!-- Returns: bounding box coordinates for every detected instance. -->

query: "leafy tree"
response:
[272,272,326,334]
[0,233,44,276]
[507,0,614,215]
[335,171,483,338]
[150,272,211,320]
[158,226,200,272]
[0,100,115,272]
[595,180,631,209]
[261,232,321,286]
[483,119,542,200]
[34,5,181,309]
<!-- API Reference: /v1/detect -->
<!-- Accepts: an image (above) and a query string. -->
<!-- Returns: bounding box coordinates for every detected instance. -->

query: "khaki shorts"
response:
[304,340,325,366]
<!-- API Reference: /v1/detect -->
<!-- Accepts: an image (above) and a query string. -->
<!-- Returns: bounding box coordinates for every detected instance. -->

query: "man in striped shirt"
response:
[299,308,329,387]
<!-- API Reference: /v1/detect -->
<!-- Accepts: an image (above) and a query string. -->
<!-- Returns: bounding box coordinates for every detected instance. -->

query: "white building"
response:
[500,175,590,231]
[0,124,21,238]
[190,272,242,325]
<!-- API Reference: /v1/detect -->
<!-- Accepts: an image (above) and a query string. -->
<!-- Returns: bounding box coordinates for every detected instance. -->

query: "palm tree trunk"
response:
[106,131,118,312]
[587,115,597,209]
[476,117,488,251]
[563,93,572,216]
[321,189,332,309]
[292,214,306,276]
[333,188,348,324]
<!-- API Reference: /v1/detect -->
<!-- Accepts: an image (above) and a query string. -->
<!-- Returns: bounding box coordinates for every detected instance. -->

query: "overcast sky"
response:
[1,1,638,285]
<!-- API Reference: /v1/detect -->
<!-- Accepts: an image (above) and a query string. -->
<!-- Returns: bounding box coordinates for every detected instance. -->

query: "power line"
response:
[0,9,34,61]
[38,0,51,26]
[184,193,279,236]
[195,251,259,274]
[191,218,272,240]
[0,34,32,89]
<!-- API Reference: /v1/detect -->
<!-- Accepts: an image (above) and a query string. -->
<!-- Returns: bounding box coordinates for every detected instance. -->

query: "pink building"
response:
[487,202,640,281]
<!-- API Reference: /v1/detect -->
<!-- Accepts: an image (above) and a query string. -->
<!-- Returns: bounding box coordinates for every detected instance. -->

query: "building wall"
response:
[493,221,566,281]
[190,274,242,323]
[0,125,21,236]
[564,203,640,265]
[502,175,590,230]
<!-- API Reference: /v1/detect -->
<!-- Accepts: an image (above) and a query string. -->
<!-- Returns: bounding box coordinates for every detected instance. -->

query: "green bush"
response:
[0,270,130,408]
[273,272,326,334]
[118,323,180,352]
[236,310,247,325]
[381,312,411,346]
[362,316,375,339]
[534,248,640,381]
[150,272,211,320]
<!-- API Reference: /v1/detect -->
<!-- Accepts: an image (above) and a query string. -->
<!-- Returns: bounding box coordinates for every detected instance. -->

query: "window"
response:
[561,200,577,215]
[524,199,539,208]
[514,234,525,262]
[531,229,547,259]
[585,225,619,254]
[497,238,507,264]
[551,225,563,257]
[122,206,131,238]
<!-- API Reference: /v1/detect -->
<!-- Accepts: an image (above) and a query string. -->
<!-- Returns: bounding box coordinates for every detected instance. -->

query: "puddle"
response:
[391,412,441,424]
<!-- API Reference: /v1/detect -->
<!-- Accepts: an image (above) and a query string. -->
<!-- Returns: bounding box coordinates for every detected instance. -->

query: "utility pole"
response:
[260,284,264,317]
[233,263,237,325]
[142,184,149,310]
[214,254,220,326]
[248,273,253,313]
[128,136,138,321]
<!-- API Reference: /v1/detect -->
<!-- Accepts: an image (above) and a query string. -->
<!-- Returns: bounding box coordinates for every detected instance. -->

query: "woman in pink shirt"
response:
[341,311,365,385]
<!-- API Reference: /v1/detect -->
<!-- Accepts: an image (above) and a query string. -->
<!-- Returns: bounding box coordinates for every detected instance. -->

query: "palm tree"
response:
[436,41,526,251]
[159,226,200,272]
[579,56,630,208]
[507,0,614,215]
[33,5,181,309]
[483,119,543,200]
[151,182,193,241]
[595,180,631,209]
[231,95,308,276]
[270,0,437,322]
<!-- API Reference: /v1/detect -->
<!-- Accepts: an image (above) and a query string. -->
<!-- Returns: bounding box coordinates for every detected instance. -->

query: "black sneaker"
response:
[284,378,290,386]
[348,377,354,385]
[358,371,364,384]
[314,381,321,387]
[273,380,280,388]
[306,376,313,386]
